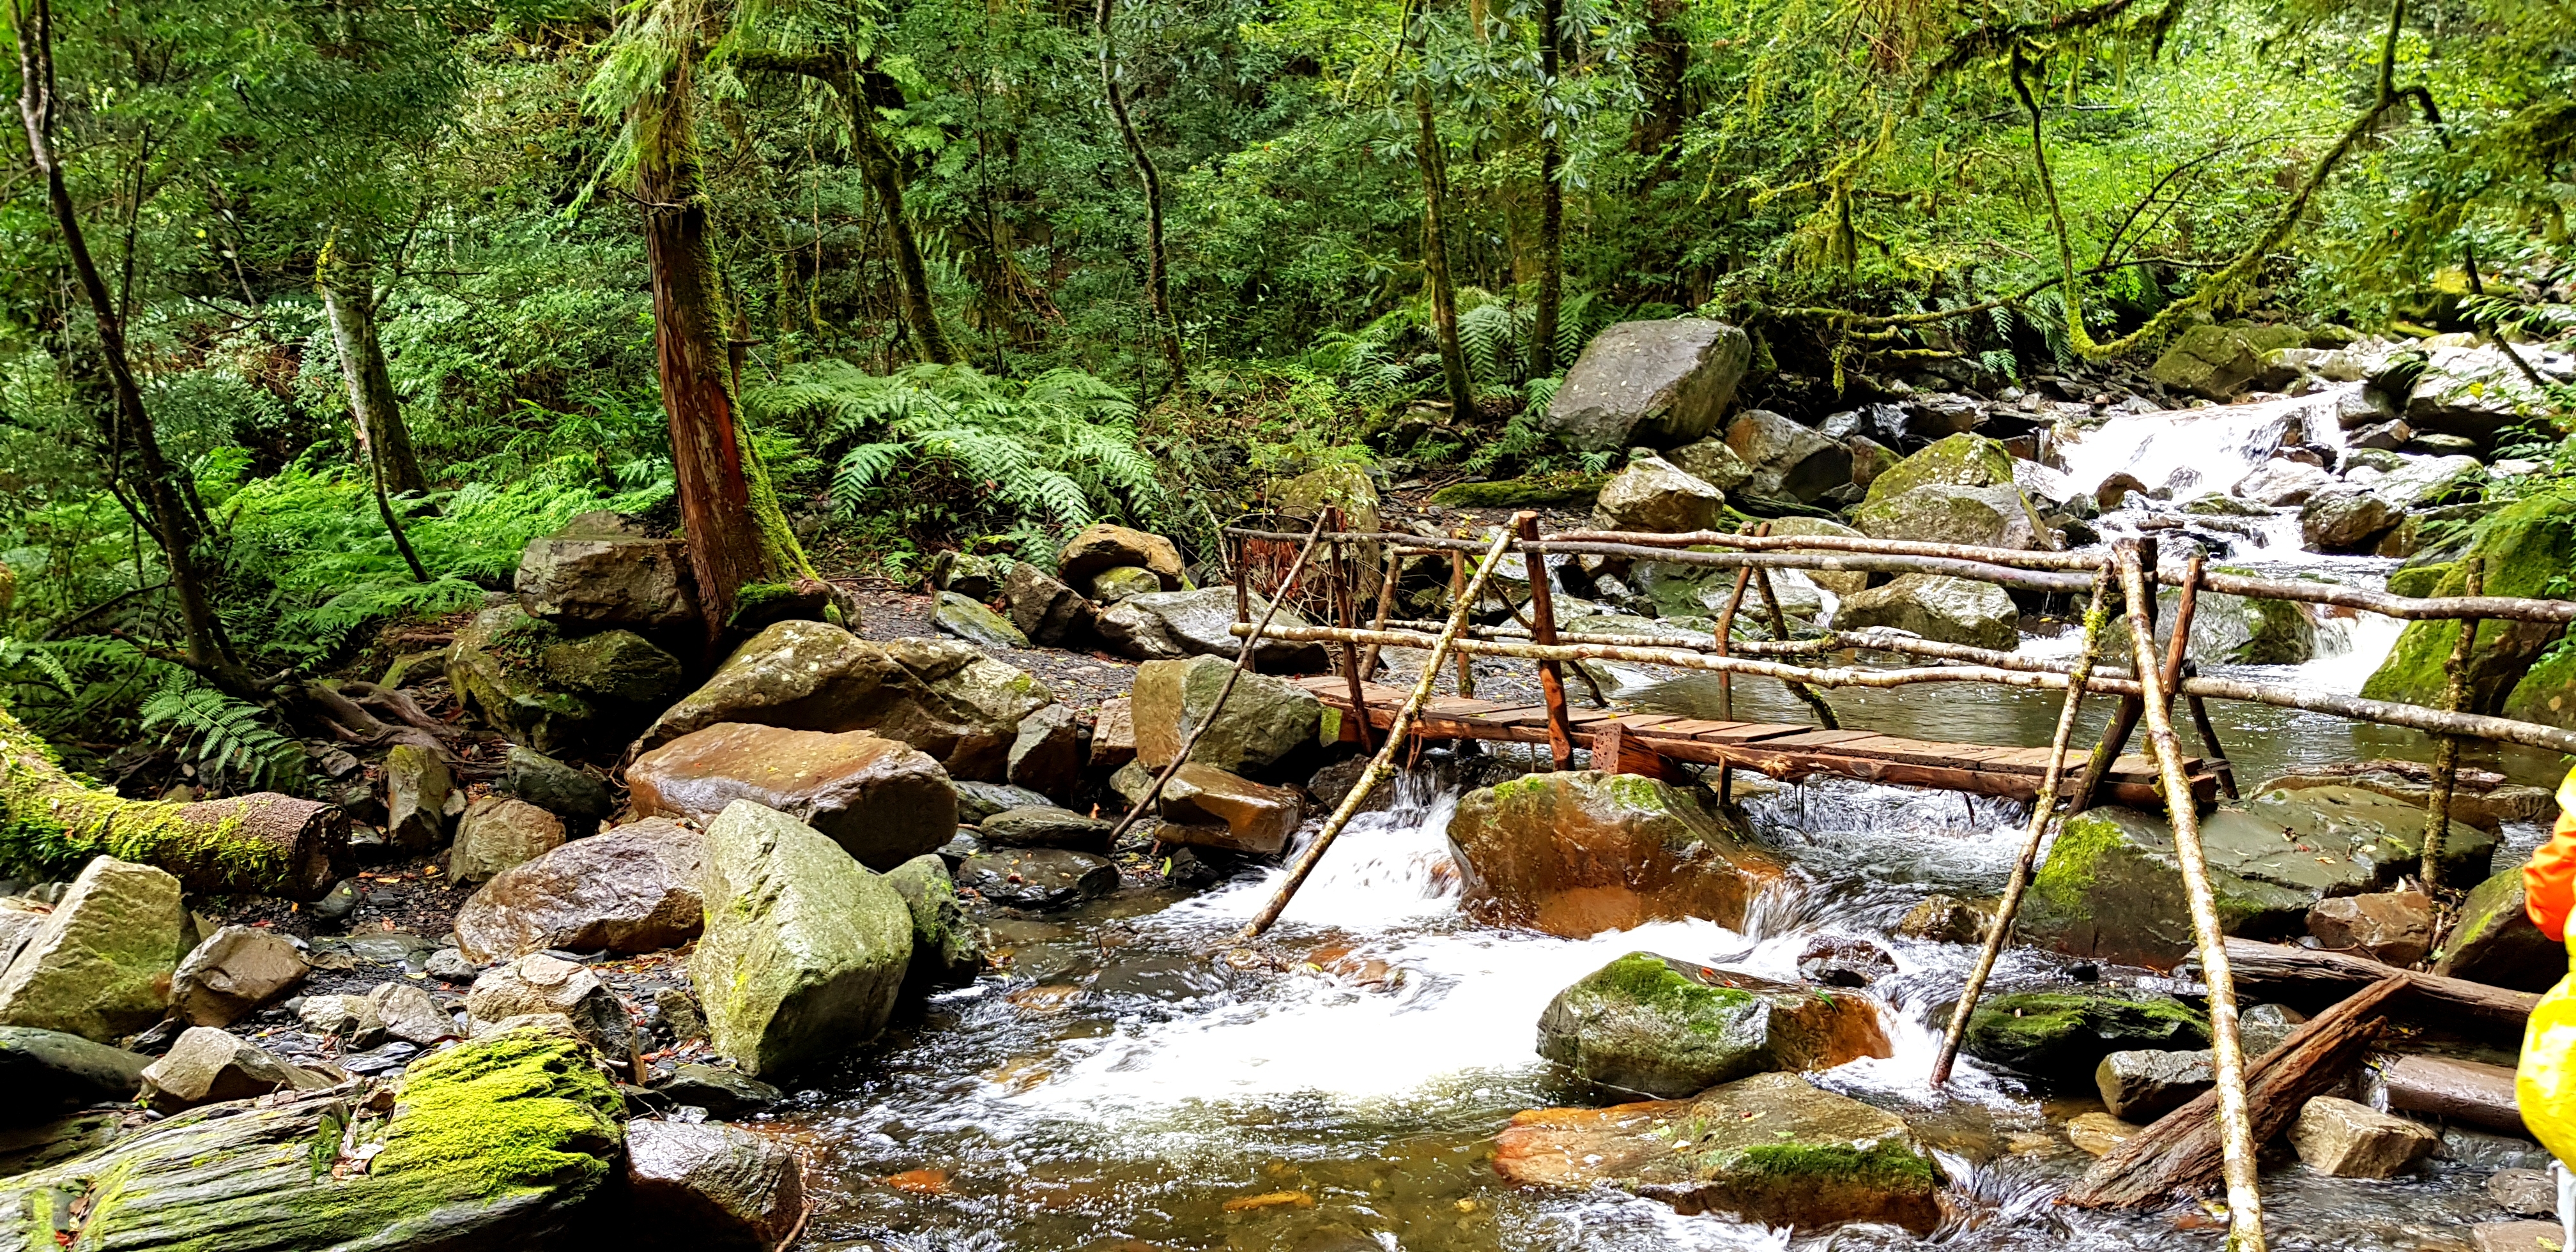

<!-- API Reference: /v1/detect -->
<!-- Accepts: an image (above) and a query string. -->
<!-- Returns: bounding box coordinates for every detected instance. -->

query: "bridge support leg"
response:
[1588,721,1674,781]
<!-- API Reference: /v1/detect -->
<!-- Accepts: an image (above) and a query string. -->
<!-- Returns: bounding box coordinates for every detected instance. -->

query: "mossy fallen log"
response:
[0,1028,624,1251]
[0,702,345,901]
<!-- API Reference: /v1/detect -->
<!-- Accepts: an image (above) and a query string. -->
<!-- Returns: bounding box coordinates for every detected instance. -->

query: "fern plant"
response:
[747,361,1167,547]
[138,673,312,794]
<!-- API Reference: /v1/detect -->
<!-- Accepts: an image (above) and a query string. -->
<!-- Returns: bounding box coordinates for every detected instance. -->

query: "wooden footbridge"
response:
[1287,674,2217,808]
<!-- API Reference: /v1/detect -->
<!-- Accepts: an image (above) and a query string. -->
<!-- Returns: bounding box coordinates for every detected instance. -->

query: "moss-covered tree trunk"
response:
[632,54,818,643]
[1531,0,1565,378]
[0,700,346,900]
[844,70,956,367]
[1098,0,1188,392]
[318,248,429,498]
[1415,85,1477,420]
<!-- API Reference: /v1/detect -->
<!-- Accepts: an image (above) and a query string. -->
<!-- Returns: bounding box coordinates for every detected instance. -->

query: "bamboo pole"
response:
[2423,557,2483,892]
[1355,546,1401,679]
[1107,514,1328,849]
[1931,569,2112,1088]
[1515,511,1575,768]
[1241,528,1517,939]
[2113,540,2266,1252]
[1449,547,1475,698]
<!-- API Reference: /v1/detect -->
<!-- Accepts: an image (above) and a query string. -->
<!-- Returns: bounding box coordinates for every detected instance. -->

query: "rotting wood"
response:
[1108,513,1328,849]
[1241,528,1517,939]
[2423,557,2482,892]
[2221,937,2536,1035]
[2070,973,2404,1212]
[2108,540,2265,1250]
[1931,568,2112,1088]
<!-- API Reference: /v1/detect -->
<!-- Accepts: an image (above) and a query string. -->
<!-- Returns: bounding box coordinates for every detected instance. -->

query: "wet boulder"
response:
[1131,655,1324,775]
[1155,764,1303,856]
[1852,484,2044,550]
[2402,344,2573,445]
[1591,456,1724,533]
[0,1028,624,1250]
[2289,1096,2438,1178]
[1962,989,2208,1081]
[0,1027,152,1124]
[2257,761,2552,831]
[1857,431,2018,500]
[2234,458,2334,507]
[452,819,709,963]
[1724,409,1850,503]
[1666,436,1754,492]
[1002,561,1101,648]
[640,622,1055,781]
[1537,318,1751,453]
[953,781,1057,824]
[503,745,612,827]
[171,924,309,1027]
[622,1119,808,1252]
[1448,771,1787,939]
[138,1027,335,1113]
[1894,894,1995,943]
[954,848,1119,910]
[2299,487,2403,553]
[0,856,187,1042]
[2095,1048,2213,1120]
[2435,858,2566,992]
[1058,523,1186,592]
[448,795,568,884]
[691,801,913,1077]
[1537,953,1890,1099]
[649,1064,781,1118]
[1491,1071,1940,1233]
[981,806,1114,852]
[629,723,955,871]
[444,605,606,753]
[1835,573,2020,650]
[2365,494,2576,726]
[515,510,696,628]
[933,591,1031,651]
[884,854,985,995]
[538,628,688,706]
[466,954,638,1060]
[2147,323,2306,399]
[1097,588,1330,671]
[371,980,459,1048]
[1087,565,1164,604]
[1006,704,1082,803]
[2184,585,2317,666]
[383,742,454,851]
[1797,936,1896,987]
[2308,889,2434,966]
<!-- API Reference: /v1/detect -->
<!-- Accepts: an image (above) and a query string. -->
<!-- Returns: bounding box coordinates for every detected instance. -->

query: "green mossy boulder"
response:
[2362,492,2576,724]
[446,606,601,754]
[1859,432,2018,505]
[2147,323,2307,399]
[2433,857,2568,993]
[1536,953,1890,1098]
[0,856,187,1042]
[1963,989,2209,1080]
[884,853,985,996]
[1129,655,1324,775]
[0,1028,622,1250]
[1426,472,1608,508]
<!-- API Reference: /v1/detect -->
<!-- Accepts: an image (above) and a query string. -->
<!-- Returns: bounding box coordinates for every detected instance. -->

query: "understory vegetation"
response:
[3,0,2572,788]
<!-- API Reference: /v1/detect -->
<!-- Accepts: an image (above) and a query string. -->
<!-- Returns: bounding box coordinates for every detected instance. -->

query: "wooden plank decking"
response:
[1294,676,2218,809]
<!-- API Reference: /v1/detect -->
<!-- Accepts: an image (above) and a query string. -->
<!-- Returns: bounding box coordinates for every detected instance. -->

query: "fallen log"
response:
[1,701,346,901]
[2067,973,2405,1209]
[2376,1053,2526,1136]
[2221,937,2537,1036]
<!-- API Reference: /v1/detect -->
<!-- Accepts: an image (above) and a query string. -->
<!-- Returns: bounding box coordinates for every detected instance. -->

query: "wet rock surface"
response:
[1448,771,1786,938]
[0,856,187,1042]
[956,848,1121,910]
[452,820,709,963]
[630,722,956,871]
[171,924,309,1027]
[622,1118,809,1252]
[1536,952,1890,1098]
[1961,989,2208,1081]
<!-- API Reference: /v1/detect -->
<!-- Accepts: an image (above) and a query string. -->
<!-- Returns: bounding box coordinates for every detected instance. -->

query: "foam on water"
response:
[2055,389,2350,500]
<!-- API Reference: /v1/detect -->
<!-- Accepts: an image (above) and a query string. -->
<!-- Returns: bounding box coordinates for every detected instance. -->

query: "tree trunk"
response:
[1098,0,1188,391]
[318,251,429,498]
[0,700,346,900]
[1531,0,1564,378]
[633,57,817,643]
[845,76,956,367]
[13,0,239,686]
[1415,85,1477,420]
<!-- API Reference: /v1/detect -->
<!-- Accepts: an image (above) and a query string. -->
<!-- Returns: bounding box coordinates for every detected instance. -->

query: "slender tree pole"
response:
[12,0,241,686]
[318,241,429,498]
[1097,0,1187,391]
[1406,4,1477,420]
[1530,0,1564,377]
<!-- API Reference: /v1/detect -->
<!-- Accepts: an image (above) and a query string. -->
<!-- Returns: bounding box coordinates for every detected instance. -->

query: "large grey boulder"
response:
[884,854,984,995]
[629,723,954,871]
[2300,487,2402,553]
[1538,319,1751,452]
[0,856,187,1042]
[1965,989,2208,1081]
[0,1026,153,1124]
[1836,574,2020,650]
[1130,655,1324,775]
[1537,953,1890,1099]
[1096,588,1329,671]
[622,1119,809,1252]
[1591,456,1724,533]
[1853,484,2043,549]
[640,622,1055,782]
[171,925,309,1027]
[690,802,913,1076]
[464,953,638,1059]
[2404,344,2575,444]
[515,510,696,628]
[453,819,709,963]
[1723,409,1850,502]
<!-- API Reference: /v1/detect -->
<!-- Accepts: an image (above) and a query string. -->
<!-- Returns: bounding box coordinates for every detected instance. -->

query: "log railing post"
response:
[2114,543,2267,1252]
[1328,507,1376,754]
[1356,546,1400,680]
[1517,511,1575,769]
[2424,556,2483,892]
[2068,536,2158,813]
[1711,521,1761,804]
[1449,544,1475,699]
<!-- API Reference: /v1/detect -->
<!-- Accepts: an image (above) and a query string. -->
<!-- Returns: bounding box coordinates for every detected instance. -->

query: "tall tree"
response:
[10,0,241,685]
[1529,0,1564,377]
[594,1,820,641]
[1415,81,1476,420]
[1097,0,1187,391]
[318,242,431,498]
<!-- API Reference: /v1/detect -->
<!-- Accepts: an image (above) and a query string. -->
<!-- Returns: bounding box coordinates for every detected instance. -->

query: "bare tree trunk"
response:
[1098,0,1187,392]
[1416,85,1476,420]
[319,249,429,498]
[845,77,956,366]
[13,0,241,687]
[633,55,816,642]
[1531,0,1564,377]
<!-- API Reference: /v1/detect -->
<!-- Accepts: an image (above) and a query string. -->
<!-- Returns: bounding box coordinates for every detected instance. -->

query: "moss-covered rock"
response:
[445,606,603,754]
[0,1028,622,1250]
[2148,323,2307,399]
[1273,462,1381,535]
[1860,432,2018,505]
[2362,491,2576,722]
[884,853,984,997]
[2186,583,2317,666]
[1425,471,1607,508]
[1537,953,1890,1098]
[1492,1071,1941,1232]
[0,856,187,1042]
[1963,990,2208,1081]
[2023,787,2497,969]
[2432,856,2568,992]
[1448,771,1786,938]
[1852,484,2044,549]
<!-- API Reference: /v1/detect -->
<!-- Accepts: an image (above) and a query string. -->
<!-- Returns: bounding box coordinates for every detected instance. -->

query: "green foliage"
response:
[137,674,314,794]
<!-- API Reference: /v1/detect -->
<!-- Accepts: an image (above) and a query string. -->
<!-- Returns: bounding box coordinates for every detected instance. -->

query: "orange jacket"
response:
[2524,768,2576,942]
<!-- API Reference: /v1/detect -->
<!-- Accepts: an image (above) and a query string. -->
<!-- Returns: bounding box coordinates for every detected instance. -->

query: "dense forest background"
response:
[2,0,2570,790]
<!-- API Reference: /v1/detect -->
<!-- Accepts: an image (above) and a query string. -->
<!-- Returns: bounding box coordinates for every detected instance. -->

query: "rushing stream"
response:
[772,395,2557,1249]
